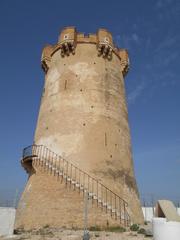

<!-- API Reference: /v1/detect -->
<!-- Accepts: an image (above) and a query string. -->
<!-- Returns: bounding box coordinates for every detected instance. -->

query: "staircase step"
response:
[88,192,93,197]
[116,212,121,217]
[30,144,130,226]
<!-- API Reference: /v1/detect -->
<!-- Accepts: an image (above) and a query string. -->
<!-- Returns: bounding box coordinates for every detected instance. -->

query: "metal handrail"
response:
[22,144,130,226]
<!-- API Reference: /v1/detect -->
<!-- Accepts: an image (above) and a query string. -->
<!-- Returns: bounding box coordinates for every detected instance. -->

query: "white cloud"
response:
[132,33,139,43]
[156,0,175,9]
[154,35,180,54]
[115,32,141,50]
[128,82,146,104]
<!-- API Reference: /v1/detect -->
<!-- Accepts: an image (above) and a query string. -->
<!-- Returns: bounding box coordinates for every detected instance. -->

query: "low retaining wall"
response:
[142,207,180,222]
[0,206,179,236]
[0,207,16,236]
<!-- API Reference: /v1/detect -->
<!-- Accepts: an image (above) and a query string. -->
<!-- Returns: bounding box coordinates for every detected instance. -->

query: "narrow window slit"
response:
[105,132,107,146]
[64,80,67,90]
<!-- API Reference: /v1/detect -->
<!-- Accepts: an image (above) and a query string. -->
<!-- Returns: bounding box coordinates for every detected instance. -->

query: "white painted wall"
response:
[142,207,180,222]
[0,207,16,236]
[0,206,179,235]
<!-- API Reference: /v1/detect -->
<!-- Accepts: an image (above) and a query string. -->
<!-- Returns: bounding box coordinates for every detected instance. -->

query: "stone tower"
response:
[15,27,143,230]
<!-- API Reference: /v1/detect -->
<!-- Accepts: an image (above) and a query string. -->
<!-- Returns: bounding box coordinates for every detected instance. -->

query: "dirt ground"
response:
[0,228,153,240]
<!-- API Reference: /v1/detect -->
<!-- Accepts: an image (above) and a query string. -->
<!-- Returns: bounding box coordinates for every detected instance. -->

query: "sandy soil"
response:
[0,229,153,240]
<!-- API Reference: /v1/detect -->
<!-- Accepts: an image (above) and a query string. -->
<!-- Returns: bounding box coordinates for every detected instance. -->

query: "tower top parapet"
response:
[41,27,129,76]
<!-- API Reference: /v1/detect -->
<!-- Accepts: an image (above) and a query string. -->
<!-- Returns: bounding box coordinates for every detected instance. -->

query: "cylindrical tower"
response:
[15,27,143,230]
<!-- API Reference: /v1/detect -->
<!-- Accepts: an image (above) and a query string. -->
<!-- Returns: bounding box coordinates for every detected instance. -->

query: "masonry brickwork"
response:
[15,27,144,230]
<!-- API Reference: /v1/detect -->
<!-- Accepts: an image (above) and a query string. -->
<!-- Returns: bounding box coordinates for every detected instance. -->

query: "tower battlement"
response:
[41,27,129,76]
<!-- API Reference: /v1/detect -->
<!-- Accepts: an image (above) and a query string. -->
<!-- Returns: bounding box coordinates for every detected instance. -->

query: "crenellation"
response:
[97,28,113,46]
[41,45,54,73]
[41,27,129,75]
[58,26,77,43]
[118,49,129,76]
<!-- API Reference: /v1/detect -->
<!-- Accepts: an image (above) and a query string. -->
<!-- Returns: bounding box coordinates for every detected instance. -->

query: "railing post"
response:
[33,145,38,166]
[46,148,50,172]
[70,164,72,188]
[61,158,64,183]
[101,185,103,210]
[52,152,54,175]
[21,144,130,226]
[106,188,107,213]
[37,145,41,166]
[79,170,81,193]
[115,195,117,220]
[91,178,94,204]
[88,175,90,193]
[74,167,77,190]
[54,154,57,177]
[83,172,85,196]
[119,199,121,224]
[123,201,126,227]
[66,161,68,186]
[110,192,112,216]
[97,180,98,207]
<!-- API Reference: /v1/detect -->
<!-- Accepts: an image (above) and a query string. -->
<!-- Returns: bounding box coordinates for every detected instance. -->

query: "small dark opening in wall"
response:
[110,155,112,158]
[76,74,78,77]
[105,132,107,146]
[83,123,86,126]
[80,89,83,92]
[91,105,94,108]
[64,63,66,66]
[64,80,67,90]
[94,62,96,64]
[46,127,48,130]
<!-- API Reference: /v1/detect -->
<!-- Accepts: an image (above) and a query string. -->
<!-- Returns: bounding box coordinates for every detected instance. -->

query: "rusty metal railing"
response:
[22,144,130,226]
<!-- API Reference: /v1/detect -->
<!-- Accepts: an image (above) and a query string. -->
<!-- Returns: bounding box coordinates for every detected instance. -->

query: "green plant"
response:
[130,224,139,231]
[106,226,126,232]
[138,228,146,235]
[43,224,50,228]
[89,226,101,231]
[95,233,100,237]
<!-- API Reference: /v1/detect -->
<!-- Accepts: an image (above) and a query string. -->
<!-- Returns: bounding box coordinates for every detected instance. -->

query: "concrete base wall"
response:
[15,171,128,230]
[0,207,16,236]
[142,207,180,222]
[1,206,179,234]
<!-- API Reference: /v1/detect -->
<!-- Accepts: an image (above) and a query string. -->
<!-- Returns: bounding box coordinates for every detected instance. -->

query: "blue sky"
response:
[0,0,179,206]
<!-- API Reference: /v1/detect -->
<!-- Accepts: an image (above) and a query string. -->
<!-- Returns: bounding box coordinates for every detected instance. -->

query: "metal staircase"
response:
[21,144,130,227]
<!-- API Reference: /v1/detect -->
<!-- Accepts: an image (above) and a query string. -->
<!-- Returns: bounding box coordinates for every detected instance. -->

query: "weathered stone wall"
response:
[15,27,143,230]
[15,168,127,230]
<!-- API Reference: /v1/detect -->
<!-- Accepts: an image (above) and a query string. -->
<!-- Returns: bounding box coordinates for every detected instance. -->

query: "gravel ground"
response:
[0,228,153,240]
